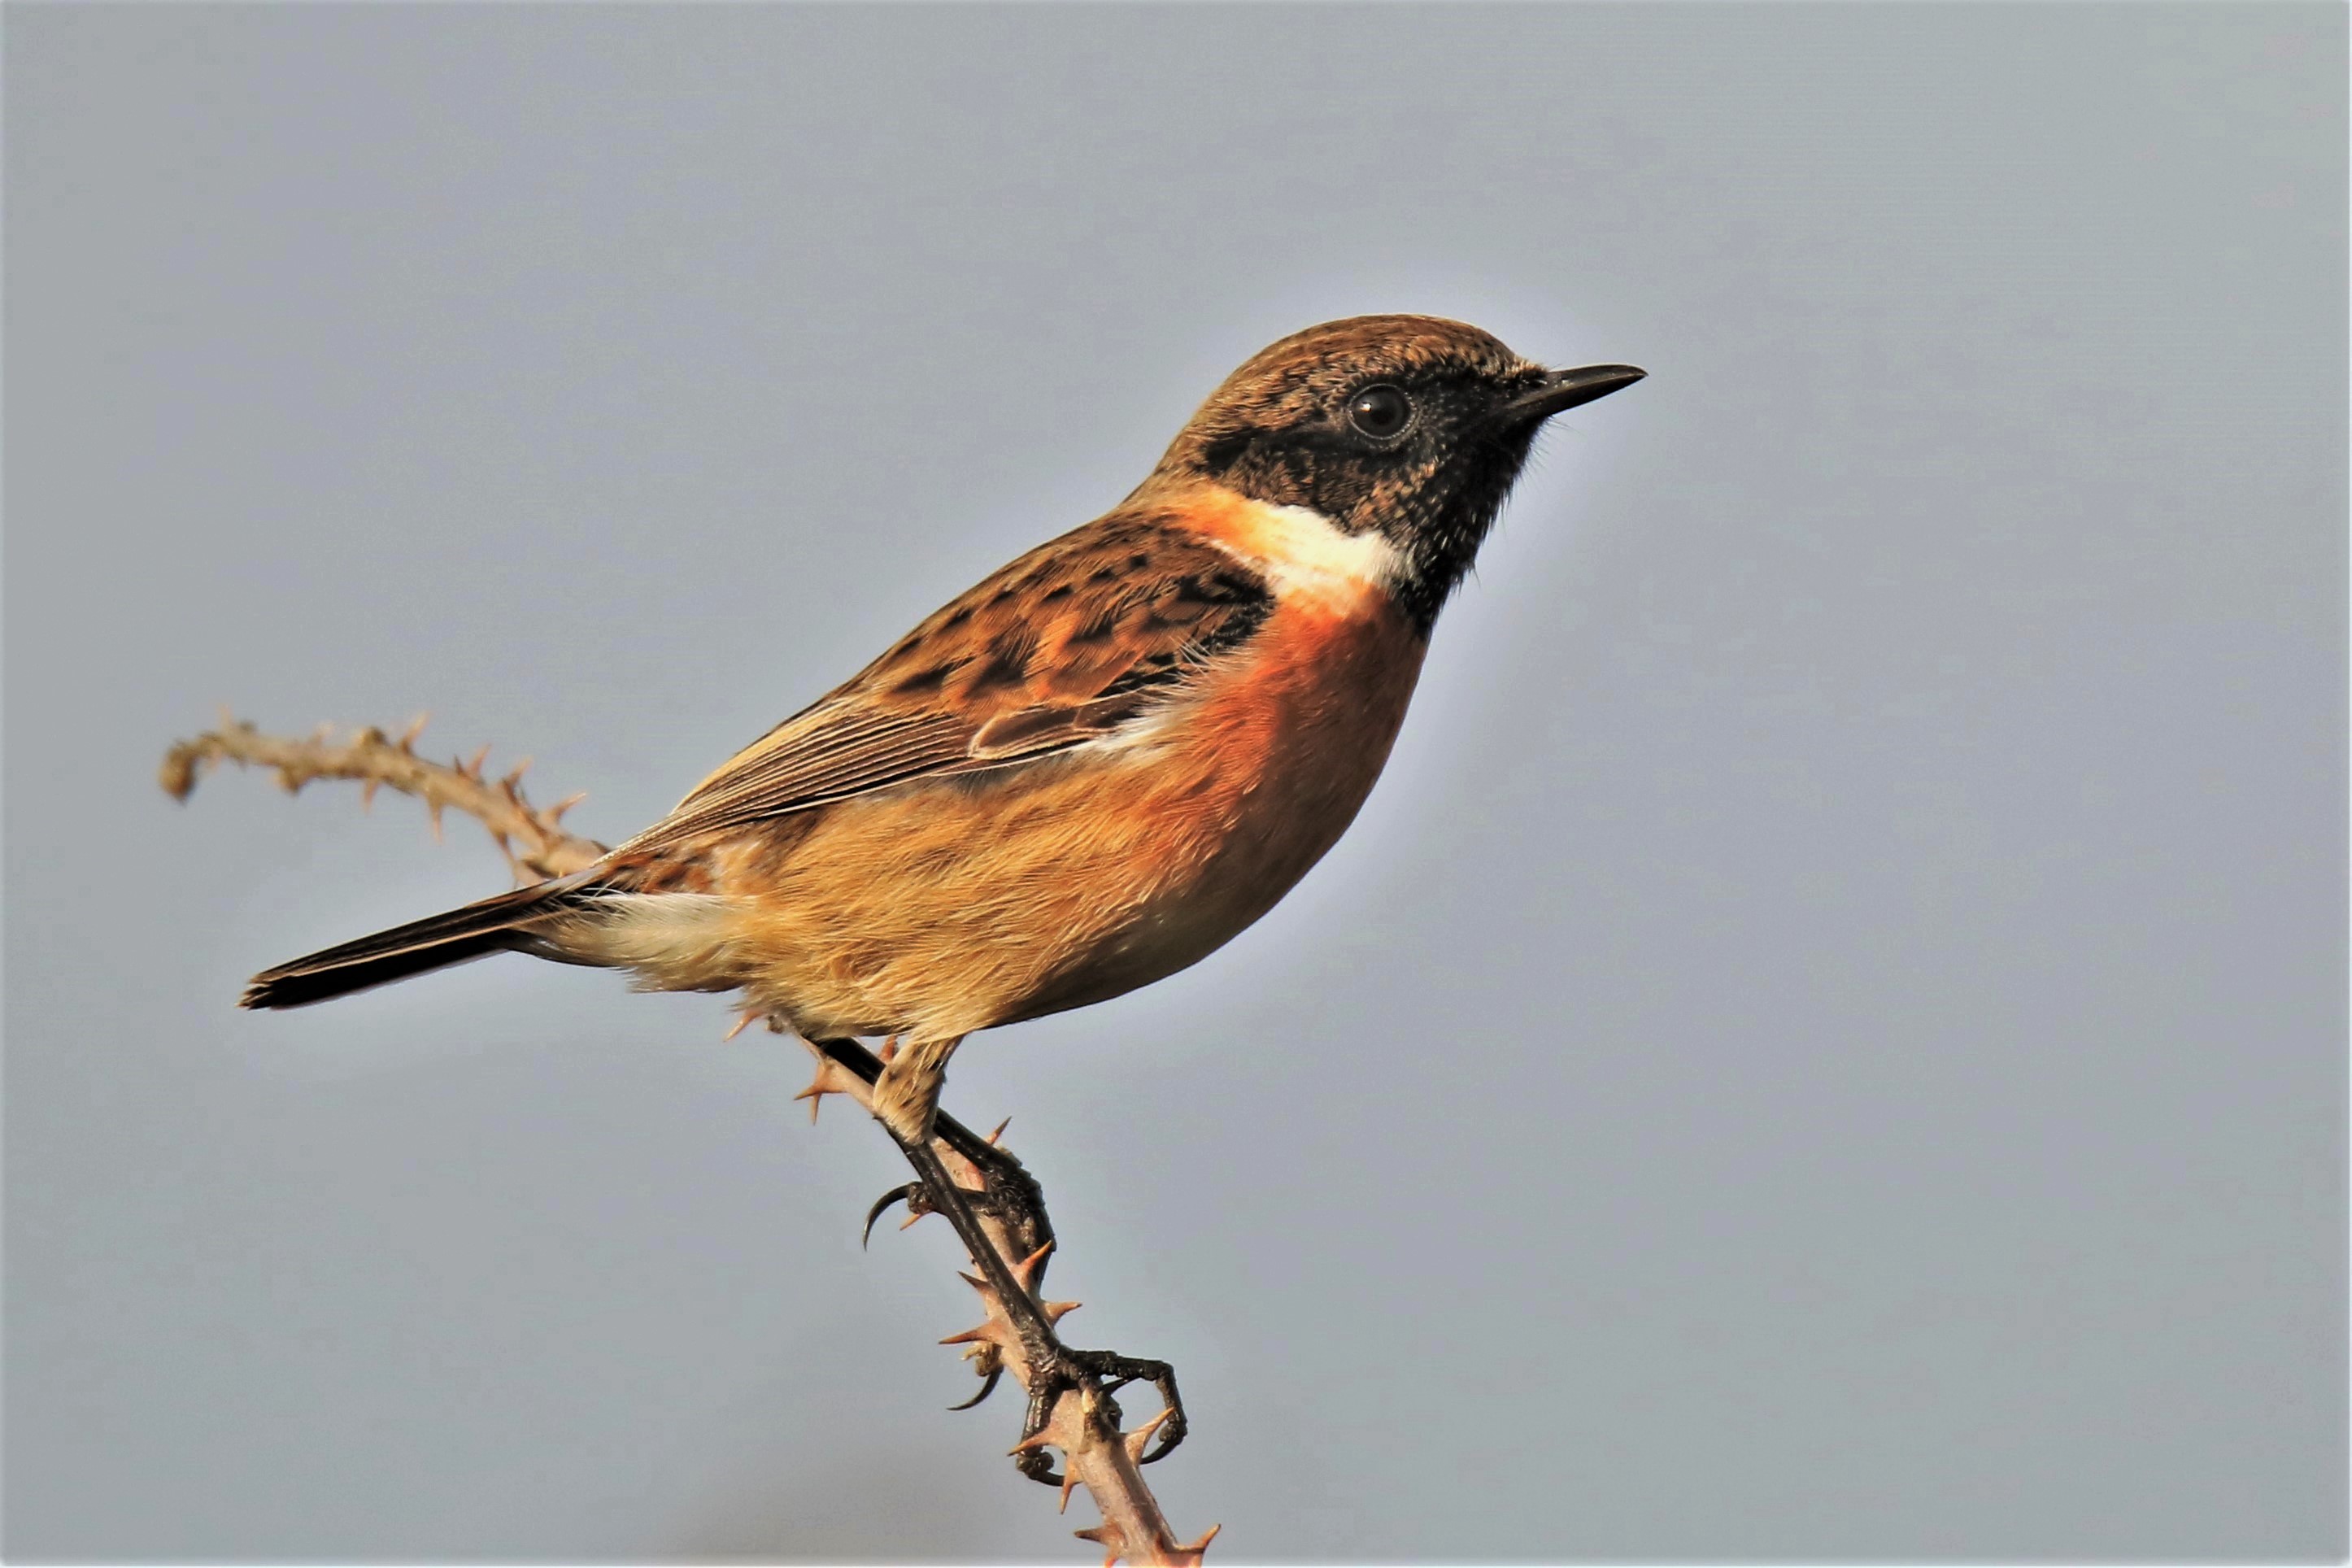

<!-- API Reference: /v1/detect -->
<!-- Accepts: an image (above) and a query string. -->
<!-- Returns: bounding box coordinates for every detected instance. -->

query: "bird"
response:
[239,314,1641,1452]
[246,311,1640,1119]
[242,311,1638,1130]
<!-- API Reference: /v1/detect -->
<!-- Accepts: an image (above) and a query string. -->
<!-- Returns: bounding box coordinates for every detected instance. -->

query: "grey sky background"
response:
[6,4,2344,1561]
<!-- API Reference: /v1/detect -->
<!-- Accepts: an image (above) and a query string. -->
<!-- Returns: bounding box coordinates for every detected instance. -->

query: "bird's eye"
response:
[1347,384,1413,441]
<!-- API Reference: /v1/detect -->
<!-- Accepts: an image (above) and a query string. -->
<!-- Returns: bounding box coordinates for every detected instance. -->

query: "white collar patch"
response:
[1209,500,1403,611]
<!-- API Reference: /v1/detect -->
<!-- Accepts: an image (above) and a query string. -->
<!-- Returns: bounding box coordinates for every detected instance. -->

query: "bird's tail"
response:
[240,872,611,1010]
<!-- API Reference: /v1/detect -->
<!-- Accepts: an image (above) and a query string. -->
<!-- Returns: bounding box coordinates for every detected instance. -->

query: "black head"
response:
[1153,315,1643,630]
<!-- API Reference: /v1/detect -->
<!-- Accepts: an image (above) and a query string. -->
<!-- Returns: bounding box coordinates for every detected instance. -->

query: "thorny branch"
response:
[160,714,601,882]
[161,715,1217,1566]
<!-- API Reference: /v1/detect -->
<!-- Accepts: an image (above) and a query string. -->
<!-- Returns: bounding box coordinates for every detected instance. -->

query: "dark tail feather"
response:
[241,873,607,1009]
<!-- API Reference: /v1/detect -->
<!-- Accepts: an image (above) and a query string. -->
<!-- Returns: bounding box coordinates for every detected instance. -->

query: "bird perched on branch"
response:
[244,314,1640,1104]
[240,313,1642,1456]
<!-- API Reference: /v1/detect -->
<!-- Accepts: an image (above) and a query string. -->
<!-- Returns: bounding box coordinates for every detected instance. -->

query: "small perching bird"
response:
[242,312,1644,1454]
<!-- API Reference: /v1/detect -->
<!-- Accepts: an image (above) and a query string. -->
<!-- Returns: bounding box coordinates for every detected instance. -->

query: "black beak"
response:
[1498,363,1647,425]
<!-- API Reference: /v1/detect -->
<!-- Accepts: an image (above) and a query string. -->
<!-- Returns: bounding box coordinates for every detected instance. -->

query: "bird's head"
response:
[1152,314,1643,629]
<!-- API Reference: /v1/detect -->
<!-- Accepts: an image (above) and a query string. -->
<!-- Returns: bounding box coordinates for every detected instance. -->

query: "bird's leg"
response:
[890,1126,1194,1477]
[816,1035,1188,1480]
[822,1039,1052,1259]
[869,1034,961,1144]
[930,1117,1052,1261]
[867,1035,1064,1318]
[873,1039,1095,1466]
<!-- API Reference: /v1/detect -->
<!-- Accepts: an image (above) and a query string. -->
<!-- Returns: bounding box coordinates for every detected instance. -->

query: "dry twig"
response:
[160,713,602,882]
[163,713,1216,1566]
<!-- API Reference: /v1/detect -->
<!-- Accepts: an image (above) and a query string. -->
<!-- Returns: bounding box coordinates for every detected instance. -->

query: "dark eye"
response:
[1347,384,1413,440]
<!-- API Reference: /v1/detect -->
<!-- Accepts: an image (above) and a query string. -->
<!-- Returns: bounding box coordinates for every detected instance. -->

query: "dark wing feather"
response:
[625,512,1271,851]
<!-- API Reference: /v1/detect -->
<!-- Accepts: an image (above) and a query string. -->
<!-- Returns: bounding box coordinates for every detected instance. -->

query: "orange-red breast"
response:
[243,314,1642,1141]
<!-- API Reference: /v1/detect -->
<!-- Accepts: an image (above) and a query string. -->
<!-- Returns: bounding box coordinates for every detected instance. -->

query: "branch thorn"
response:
[1122,1407,1174,1463]
[1011,1240,1054,1288]
[1074,1522,1127,1566]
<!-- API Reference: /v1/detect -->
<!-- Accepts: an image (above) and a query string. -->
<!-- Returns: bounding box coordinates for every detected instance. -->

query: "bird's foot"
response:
[1010,1343,1189,1485]
[861,1124,1052,1261]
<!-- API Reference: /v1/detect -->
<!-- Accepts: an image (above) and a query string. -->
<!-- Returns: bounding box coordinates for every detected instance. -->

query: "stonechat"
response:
[246,312,1640,1130]
[241,316,1641,1453]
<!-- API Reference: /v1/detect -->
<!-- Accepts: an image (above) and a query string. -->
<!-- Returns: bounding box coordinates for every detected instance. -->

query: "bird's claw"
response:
[1008,1344,1189,1485]
[1016,1441,1065,1487]
[1078,1348,1188,1466]
[947,1361,1004,1412]
[861,1182,926,1247]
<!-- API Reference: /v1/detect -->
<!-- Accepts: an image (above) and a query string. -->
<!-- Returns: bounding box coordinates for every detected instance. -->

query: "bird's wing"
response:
[625,512,1271,851]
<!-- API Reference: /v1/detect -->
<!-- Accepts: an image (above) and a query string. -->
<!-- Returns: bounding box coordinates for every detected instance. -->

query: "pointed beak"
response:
[1498,363,1647,425]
